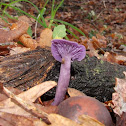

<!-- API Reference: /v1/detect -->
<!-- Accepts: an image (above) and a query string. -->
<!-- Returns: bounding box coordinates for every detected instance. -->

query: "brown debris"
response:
[0,18,9,27]
[104,52,126,65]
[0,112,47,126]
[19,34,38,49]
[112,72,126,116]
[67,88,86,97]
[38,28,53,47]
[91,36,107,49]
[0,19,29,43]
[10,47,30,55]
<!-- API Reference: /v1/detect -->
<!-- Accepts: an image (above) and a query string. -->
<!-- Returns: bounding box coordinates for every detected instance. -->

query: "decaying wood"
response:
[45,56,126,102]
[0,47,55,90]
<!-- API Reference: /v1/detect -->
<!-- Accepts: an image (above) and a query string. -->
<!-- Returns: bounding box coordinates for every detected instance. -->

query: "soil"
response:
[0,0,126,125]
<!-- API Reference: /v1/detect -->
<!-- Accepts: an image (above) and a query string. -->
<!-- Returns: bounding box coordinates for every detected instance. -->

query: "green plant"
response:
[53,25,66,39]
[27,26,33,37]
[87,10,97,21]
[0,0,85,39]
[114,8,122,12]
[116,33,123,40]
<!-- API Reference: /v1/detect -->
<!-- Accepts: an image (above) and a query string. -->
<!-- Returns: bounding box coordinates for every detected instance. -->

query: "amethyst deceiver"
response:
[51,39,86,105]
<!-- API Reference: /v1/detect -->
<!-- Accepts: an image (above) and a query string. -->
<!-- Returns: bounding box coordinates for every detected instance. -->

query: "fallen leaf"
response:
[112,72,126,125]
[87,39,102,59]
[91,36,107,49]
[19,34,38,49]
[68,88,86,97]
[104,52,126,65]
[116,112,126,126]
[18,16,33,26]
[10,47,30,55]
[19,81,57,102]
[0,81,57,117]
[0,86,22,102]
[0,112,47,126]
[38,28,53,47]
[0,20,29,43]
[0,18,9,27]
[112,71,126,116]
[52,25,66,39]
[48,113,80,126]
[78,114,105,126]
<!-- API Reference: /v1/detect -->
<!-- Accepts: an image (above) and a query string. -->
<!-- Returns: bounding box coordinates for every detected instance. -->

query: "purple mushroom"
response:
[51,39,86,105]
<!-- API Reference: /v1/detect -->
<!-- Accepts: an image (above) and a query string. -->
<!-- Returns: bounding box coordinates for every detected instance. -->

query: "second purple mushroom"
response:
[51,39,86,105]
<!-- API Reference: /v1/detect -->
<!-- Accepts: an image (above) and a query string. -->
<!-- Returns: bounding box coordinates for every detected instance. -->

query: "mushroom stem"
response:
[52,56,71,106]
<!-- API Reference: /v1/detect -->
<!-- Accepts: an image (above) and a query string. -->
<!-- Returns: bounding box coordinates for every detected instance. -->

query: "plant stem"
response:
[48,0,64,29]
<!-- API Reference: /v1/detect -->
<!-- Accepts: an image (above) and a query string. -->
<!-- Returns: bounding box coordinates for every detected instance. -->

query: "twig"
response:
[102,0,106,8]
[34,14,40,39]
[3,86,49,118]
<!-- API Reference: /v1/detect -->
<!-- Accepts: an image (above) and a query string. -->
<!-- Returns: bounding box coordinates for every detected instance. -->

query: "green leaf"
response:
[52,19,86,37]
[53,25,66,39]
[17,41,24,46]
[27,26,32,37]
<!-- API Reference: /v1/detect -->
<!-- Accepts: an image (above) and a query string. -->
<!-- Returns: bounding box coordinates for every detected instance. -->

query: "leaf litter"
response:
[0,0,126,125]
[0,81,104,126]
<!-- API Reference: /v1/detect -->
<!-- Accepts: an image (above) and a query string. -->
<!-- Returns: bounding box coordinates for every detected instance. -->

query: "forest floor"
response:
[0,0,126,125]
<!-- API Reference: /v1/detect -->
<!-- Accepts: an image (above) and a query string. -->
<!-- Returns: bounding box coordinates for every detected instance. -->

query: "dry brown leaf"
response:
[88,39,126,65]
[18,16,33,26]
[38,28,52,47]
[87,39,102,59]
[0,20,29,43]
[48,113,80,126]
[19,34,38,49]
[0,18,8,27]
[19,81,57,102]
[91,36,107,49]
[79,37,88,49]
[104,52,117,64]
[0,112,47,126]
[0,81,57,117]
[104,52,126,65]
[10,47,30,55]
[0,86,22,102]
[78,114,105,126]
[112,72,126,116]
[112,72,126,125]
[116,112,126,126]
[34,104,57,115]
[68,88,86,97]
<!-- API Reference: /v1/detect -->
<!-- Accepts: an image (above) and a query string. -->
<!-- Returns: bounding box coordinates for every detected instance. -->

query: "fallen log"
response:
[0,47,55,91]
[44,55,126,102]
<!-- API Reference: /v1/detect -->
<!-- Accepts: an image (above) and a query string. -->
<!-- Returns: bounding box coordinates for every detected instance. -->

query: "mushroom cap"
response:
[56,96,113,126]
[51,39,86,62]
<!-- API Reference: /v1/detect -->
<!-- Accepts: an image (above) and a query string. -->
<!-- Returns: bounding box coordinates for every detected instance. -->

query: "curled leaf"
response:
[112,72,126,116]
[68,88,86,97]
[78,114,105,126]
[19,34,38,49]
[39,28,53,47]
[0,20,29,43]
[0,81,57,117]
[48,113,80,126]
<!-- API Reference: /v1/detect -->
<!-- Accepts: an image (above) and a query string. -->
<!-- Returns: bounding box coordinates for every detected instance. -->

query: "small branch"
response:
[102,0,106,8]
[3,86,48,118]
